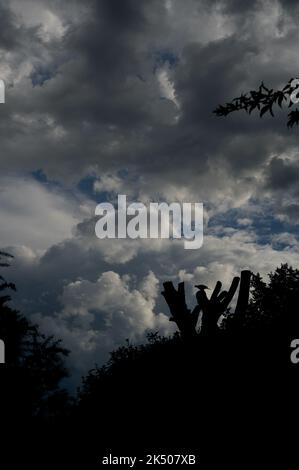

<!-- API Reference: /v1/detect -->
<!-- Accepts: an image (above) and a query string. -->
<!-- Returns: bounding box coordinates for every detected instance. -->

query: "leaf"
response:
[260,105,270,117]
[287,109,299,127]
[278,93,284,107]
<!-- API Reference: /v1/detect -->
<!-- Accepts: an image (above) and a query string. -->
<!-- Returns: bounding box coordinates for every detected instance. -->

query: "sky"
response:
[1,0,299,386]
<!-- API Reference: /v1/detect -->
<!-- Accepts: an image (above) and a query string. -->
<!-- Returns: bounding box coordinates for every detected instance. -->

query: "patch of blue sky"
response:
[209,205,298,246]
[152,49,179,74]
[30,63,59,87]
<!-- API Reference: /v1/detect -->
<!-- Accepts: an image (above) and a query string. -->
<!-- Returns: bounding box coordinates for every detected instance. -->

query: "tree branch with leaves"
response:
[214,78,299,127]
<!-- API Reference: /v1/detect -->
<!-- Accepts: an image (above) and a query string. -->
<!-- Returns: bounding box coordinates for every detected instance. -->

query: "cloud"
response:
[0,175,89,251]
[31,270,176,382]
[4,211,299,389]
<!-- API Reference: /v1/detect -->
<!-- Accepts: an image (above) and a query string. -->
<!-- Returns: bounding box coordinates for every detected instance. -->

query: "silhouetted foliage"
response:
[2,260,299,466]
[79,266,298,405]
[246,263,299,332]
[74,265,299,466]
[214,79,299,127]
[0,251,70,420]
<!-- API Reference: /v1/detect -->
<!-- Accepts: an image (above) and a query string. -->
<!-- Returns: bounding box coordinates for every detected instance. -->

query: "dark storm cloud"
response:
[265,156,299,190]
[0,0,296,198]
[0,1,21,50]
[216,0,299,15]
[0,0,297,231]
[0,0,178,180]
[261,155,299,224]
[1,0,299,238]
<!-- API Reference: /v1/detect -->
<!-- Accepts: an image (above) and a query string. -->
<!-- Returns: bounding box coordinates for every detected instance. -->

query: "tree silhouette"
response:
[247,263,299,333]
[0,251,70,420]
[214,79,299,127]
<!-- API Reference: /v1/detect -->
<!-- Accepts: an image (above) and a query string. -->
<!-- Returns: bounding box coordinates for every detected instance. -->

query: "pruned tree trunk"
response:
[162,270,252,338]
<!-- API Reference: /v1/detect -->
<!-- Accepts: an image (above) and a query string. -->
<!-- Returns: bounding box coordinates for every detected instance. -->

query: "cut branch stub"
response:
[161,281,197,339]
[201,276,240,336]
